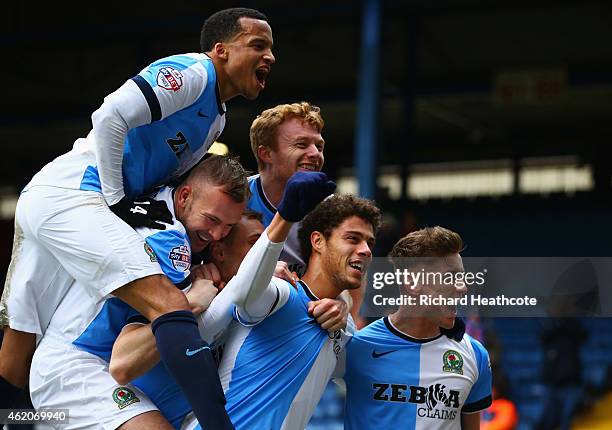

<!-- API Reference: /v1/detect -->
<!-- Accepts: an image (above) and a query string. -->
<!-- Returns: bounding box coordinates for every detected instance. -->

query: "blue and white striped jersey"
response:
[247,174,305,276]
[195,280,352,430]
[343,317,492,430]
[26,53,225,201]
[41,186,192,429]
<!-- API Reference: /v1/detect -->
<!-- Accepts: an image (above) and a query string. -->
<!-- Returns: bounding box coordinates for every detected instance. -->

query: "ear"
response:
[402,279,422,295]
[213,42,228,60]
[176,185,192,208]
[310,231,325,255]
[257,145,273,166]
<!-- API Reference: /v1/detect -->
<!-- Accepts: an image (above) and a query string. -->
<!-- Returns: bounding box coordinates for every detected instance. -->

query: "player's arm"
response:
[110,278,217,384]
[460,411,480,430]
[231,214,292,321]
[110,322,157,385]
[92,58,208,206]
[233,172,336,322]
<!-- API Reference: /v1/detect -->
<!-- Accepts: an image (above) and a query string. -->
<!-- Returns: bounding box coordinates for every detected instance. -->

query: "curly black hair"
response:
[298,194,381,264]
[200,8,268,52]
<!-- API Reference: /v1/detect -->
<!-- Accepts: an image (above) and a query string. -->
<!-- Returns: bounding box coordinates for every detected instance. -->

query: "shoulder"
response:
[352,318,389,342]
[348,318,389,354]
[464,334,490,366]
[135,53,211,94]
[144,53,210,74]
[142,228,191,284]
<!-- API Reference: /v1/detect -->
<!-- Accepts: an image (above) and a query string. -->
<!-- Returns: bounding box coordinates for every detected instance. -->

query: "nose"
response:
[209,225,231,242]
[358,241,372,258]
[265,49,275,65]
[305,143,319,157]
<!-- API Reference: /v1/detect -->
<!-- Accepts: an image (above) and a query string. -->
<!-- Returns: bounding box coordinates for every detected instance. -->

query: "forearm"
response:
[232,217,288,311]
[266,212,293,243]
[461,411,480,430]
[110,324,160,384]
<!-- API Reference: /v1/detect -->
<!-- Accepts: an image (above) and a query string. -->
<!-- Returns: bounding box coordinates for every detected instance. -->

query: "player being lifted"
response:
[0,8,273,427]
[341,227,492,429]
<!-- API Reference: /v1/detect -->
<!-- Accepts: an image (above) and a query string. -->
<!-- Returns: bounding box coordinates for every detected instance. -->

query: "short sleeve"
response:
[144,230,191,285]
[463,337,493,413]
[132,54,208,122]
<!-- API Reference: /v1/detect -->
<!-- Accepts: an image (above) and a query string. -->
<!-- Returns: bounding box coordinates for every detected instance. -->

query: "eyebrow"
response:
[249,36,272,45]
[203,213,220,223]
[344,230,375,242]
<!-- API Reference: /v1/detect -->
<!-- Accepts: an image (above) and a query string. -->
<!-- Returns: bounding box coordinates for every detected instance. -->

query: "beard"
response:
[321,247,361,292]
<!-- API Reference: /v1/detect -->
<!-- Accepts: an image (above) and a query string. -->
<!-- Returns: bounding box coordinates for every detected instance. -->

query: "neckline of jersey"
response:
[297,280,319,301]
[256,176,278,214]
[384,316,443,344]
[203,53,226,116]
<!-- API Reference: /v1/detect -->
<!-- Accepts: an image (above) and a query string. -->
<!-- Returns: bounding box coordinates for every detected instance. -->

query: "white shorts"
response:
[30,338,158,430]
[0,186,163,334]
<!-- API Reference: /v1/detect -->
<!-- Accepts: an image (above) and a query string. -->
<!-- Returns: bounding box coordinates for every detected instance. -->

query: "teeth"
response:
[349,262,363,272]
[299,164,316,171]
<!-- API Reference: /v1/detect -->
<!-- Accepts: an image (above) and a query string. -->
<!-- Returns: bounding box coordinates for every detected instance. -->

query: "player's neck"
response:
[388,311,441,339]
[259,172,285,208]
[208,56,237,102]
[301,269,342,300]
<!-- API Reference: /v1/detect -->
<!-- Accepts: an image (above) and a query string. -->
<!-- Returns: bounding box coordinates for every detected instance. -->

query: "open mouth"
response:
[255,66,269,89]
[196,232,209,244]
[348,260,364,274]
[297,162,318,171]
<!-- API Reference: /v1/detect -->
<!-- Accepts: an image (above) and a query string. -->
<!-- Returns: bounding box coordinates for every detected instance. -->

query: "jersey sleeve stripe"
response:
[131,75,162,122]
[462,394,492,413]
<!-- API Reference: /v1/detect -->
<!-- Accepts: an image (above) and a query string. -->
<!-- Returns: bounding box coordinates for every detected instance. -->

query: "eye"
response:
[206,215,220,224]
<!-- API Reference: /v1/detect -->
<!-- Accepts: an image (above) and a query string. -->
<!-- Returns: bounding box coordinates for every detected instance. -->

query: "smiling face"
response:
[317,216,375,292]
[221,17,275,100]
[175,183,246,253]
[265,117,325,184]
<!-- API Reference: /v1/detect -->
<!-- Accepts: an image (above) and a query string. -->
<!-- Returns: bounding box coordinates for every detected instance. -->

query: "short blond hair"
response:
[249,102,324,169]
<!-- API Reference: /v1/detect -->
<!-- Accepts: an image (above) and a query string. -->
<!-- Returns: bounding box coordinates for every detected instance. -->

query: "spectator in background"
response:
[537,317,586,430]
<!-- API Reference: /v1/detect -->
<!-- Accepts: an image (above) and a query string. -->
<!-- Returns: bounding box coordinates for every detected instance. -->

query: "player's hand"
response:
[308,298,348,331]
[109,197,173,230]
[190,262,225,289]
[273,262,298,288]
[185,277,218,315]
[277,172,336,222]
